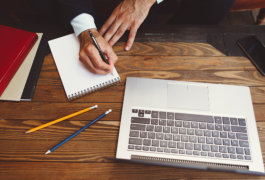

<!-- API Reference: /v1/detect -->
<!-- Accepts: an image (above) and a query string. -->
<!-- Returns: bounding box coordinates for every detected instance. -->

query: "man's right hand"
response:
[78,29,118,74]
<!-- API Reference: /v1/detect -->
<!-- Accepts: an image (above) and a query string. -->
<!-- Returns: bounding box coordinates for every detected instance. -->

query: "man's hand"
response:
[99,0,156,51]
[78,29,118,74]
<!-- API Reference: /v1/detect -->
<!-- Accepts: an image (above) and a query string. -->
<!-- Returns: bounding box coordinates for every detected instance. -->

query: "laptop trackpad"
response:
[167,83,209,111]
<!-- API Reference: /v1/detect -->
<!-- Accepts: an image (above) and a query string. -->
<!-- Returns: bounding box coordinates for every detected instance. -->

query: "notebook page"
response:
[48,34,120,99]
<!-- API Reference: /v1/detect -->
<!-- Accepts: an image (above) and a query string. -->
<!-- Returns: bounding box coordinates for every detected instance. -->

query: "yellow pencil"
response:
[25,105,98,134]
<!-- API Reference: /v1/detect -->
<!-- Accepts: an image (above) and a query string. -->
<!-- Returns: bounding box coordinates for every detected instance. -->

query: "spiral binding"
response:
[131,155,248,170]
[67,77,121,100]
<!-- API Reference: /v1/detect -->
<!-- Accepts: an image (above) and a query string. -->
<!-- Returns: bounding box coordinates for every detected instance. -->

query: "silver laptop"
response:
[116,77,264,175]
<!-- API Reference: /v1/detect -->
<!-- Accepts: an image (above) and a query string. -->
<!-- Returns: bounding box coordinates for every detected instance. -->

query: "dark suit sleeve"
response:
[57,0,95,23]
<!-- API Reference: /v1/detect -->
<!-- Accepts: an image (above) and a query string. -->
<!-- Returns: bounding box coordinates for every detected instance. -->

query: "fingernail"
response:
[125,46,129,51]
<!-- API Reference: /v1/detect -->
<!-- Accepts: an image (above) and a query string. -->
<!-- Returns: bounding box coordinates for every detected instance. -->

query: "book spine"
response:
[67,77,121,101]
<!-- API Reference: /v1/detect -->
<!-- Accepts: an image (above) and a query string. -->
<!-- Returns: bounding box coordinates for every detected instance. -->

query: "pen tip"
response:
[45,150,51,155]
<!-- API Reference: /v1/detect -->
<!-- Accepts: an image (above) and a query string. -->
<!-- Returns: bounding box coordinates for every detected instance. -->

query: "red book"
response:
[0,25,38,96]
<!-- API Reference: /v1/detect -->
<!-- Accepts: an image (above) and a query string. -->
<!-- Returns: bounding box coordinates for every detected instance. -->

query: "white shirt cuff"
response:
[70,13,97,36]
[157,0,163,4]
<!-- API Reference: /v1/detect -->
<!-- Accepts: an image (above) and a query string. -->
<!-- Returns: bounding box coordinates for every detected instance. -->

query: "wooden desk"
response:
[1,28,265,179]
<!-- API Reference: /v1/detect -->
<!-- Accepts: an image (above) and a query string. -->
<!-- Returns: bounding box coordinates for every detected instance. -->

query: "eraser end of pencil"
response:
[92,105,98,109]
[45,150,51,155]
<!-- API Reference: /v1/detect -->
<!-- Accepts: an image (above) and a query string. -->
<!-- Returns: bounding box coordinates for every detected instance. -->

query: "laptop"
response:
[116,77,264,175]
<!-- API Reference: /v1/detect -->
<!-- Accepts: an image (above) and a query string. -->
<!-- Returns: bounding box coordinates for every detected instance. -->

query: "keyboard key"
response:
[222,154,229,158]
[148,132,155,139]
[199,122,206,129]
[152,140,159,147]
[140,131,147,138]
[155,126,162,132]
[239,141,249,147]
[194,144,202,151]
[179,149,185,154]
[150,147,156,151]
[185,143,193,150]
[181,135,189,142]
[156,133,163,140]
[214,138,222,145]
[167,120,174,126]
[189,136,197,143]
[244,148,250,155]
[175,120,182,127]
[159,111,166,119]
[231,140,239,146]
[238,118,246,126]
[230,118,238,125]
[201,152,207,156]
[130,131,139,137]
[135,146,142,150]
[171,149,178,153]
[163,126,170,133]
[129,138,142,145]
[132,109,138,113]
[151,111,158,118]
[151,118,158,125]
[214,116,222,124]
[215,153,221,158]
[157,147,163,152]
[236,148,244,154]
[220,132,227,138]
[219,146,227,153]
[206,137,213,144]
[191,122,198,128]
[193,151,200,156]
[128,145,134,149]
[160,141,167,147]
[168,141,177,148]
[207,123,214,130]
[179,128,187,134]
[159,119,166,126]
[183,121,191,128]
[131,124,146,131]
[177,142,185,149]
[145,110,151,114]
[222,117,230,124]
[187,129,195,135]
[215,124,222,131]
[195,129,203,136]
[165,134,172,140]
[223,139,230,146]
[143,139,151,146]
[198,137,205,143]
[171,127,178,134]
[186,150,193,155]
[212,131,219,137]
[204,130,211,137]
[230,154,236,159]
[175,113,214,123]
[237,155,244,160]
[228,132,236,139]
[138,113,144,117]
[164,148,171,153]
[146,125,154,131]
[143,146,149,151]
[245,156,251,160]
[167,112,174,119]
[228,147,235,154]
[139,110,144,114]
[211,145,218,152]
[202,144,210,151]
[231,126,247,133]
[223,125,230,131]
[173,134,181,141]
[236,133,248,140]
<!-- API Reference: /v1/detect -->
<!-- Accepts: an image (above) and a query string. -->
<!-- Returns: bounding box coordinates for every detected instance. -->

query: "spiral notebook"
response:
[48,34,120,100]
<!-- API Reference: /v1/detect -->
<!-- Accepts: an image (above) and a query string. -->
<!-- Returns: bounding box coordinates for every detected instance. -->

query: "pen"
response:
[26,105,98,134]
[45,109,112,155]
[89,30,109,64]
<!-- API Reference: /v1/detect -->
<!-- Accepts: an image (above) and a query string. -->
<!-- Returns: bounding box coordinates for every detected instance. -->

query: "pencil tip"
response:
[25,130,31,134]
[45,150,51,155]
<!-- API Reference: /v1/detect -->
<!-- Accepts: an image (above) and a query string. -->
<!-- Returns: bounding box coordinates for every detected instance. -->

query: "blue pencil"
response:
[45,109,112,155]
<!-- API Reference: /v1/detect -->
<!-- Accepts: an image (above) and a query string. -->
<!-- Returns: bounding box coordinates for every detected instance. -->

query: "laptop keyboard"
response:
[128,108,251,161]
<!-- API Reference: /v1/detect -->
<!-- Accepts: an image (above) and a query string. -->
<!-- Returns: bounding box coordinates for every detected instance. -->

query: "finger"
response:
[103,18,122,42]
[85,46,112,73]
[99,12,117,35]
[104,47,118,67]
[125,24,138,51]
[109,22,128,46]
[79,51,108,74]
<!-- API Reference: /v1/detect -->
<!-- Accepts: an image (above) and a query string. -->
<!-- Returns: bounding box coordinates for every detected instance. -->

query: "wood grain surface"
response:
[0,36,265,179]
